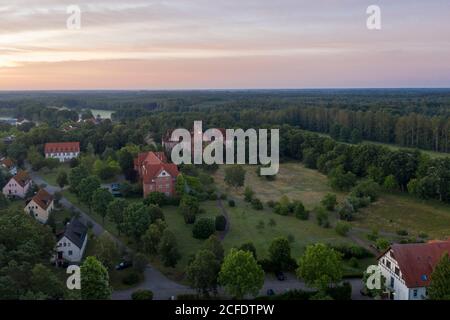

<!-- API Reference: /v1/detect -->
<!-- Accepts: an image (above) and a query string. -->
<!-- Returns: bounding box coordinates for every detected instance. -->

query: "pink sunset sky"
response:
[0,0,450,90]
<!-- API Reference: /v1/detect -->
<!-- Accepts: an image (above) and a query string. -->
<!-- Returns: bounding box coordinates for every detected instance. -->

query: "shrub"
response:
[396,229,409,236]
[315,206,329,228]
[268,218,276,227]
[220,193,227,200]
[367,229,379,242]
[122,272,140,285]
[321,193,337,211]
[251,198,264,210]
[228,199,236,207]
[266,200,276,208]
[330,244,374,259]
[132,290,153,300]
[215,215,227,231]
[419,232,428,239]
[351,180,380,202]
[376,238,390,251]
[183,210,197,224]
[244,187,254,202]
[294,202,308,220]
[208,193,218,201]
[192,218,215,239]
[348,257,359,268]
[144,192,167,207]
[335,221,351,236]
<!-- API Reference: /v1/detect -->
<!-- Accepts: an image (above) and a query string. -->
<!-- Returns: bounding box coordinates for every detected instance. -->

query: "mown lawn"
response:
[352,192,450,239]
[213,163,344,209]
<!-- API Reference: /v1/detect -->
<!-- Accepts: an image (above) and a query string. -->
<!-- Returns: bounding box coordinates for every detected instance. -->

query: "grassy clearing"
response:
[352,192,450,239]
[38,163,71,186]
[213,163,344,209]
[220,198,352,259]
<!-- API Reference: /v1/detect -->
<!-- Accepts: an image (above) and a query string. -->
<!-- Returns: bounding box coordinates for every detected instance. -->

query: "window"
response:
[68,250,72,256]
[386,260,391,269]
[390,277,394,288]
[395,267,400,276]
[413,289,418,298]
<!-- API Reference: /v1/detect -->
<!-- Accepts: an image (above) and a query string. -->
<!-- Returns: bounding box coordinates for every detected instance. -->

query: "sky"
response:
[0,0,450,90]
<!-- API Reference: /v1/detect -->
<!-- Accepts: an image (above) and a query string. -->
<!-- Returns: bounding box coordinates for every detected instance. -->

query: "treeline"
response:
[280,126,450,203]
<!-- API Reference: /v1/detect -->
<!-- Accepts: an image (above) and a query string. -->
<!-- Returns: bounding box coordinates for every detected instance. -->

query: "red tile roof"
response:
[13,170,31,188]
[379,240,450,288]
[45,142,80,153]
[135,151,179,183]
[32,189,54,210]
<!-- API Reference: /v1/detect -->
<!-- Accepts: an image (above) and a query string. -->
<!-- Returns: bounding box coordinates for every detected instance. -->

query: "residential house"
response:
[44,142,80,162]
[2,170,32,198]
[55,218,88,264]
[134,151,179,197]
[24,189,54,224]
[378,240,450,300]
[0,157,17,175]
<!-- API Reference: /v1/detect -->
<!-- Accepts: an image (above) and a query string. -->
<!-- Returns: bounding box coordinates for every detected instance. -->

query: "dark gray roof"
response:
[60,218,87,249]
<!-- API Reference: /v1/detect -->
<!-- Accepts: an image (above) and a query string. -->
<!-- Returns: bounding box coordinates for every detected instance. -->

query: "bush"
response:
[335,221,351,236]
[144,192,167,207]
[228,199,235,207]
[122,272,141,285]
[330,244,374,259]
[192,218,215,239]
[208,193,218,201]
[367,229,379,242]
[326,282,352,300]
[321,193,337,211]
[376,238,390,251]
[251,198,264,210]
[351,180,380,202]
[220,193,227,200]
[132,290,153,300]
[244,187,254,202]
[396,229,409,236]
[419,232,428,239]
[294,202,308,220]
[315,206,329,228]
[348,257,359,268]
[215,215,227,231]
[266,200,276,208]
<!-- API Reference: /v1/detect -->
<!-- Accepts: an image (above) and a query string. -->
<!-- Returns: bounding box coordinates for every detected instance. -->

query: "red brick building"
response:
[134,151,179,197]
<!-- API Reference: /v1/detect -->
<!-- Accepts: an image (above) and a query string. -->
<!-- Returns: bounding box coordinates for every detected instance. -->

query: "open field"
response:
[213,163,345,209]
[353,193,450,239]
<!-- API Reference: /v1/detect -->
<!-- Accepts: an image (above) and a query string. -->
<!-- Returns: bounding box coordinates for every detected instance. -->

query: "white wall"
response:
[56,235,87,262]
[46,152,80,162]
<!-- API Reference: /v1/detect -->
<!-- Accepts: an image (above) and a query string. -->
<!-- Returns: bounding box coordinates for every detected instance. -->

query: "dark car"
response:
[275,271,286,281]
[266,289,275,296]
[115,261,132,271]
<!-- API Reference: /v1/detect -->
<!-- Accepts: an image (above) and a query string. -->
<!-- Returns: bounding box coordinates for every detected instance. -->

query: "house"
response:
[44,142,80,162]
[0,157,17,175]
[378,240,450,300]
[2,170,32,198]
[55,218,88,264]
[134,151,179,197]
[24,189,54,224]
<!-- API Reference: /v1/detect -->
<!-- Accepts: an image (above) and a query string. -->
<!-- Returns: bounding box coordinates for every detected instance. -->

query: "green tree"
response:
[93,234,120,271]
[297,243,343,291]
[92,188,114,224]
[80,256,111,300]
[186,249,220,295]
[294,201,308,220]
[428,253,450,300]
[238,242,257,260]
[122,203,152,241]
[142,224,162,255]
[335,221,351,236]
[203,235,224,263]
[329,165,357,191]
[383,175,398,191]
[321,193,337,211]
[68,165,89,194]
[30,264,64,299]
[268,237,293,271]
[117,149,134,173]
[78,176,101,213]
[218,249,264,299]
[56,170,68,189]
[159,230,180,267]
[224,165,246,188]
[244,186,253,202]
[193,218,216,239]
[107,198,127,235]
[144,192,167,207]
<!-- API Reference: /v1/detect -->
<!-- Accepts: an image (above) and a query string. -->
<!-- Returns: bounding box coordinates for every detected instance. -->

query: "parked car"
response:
[275,271,286,281]
[115,260,132,270]
[111,183,121,191]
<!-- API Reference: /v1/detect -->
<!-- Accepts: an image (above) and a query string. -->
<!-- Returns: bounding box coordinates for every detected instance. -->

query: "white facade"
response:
[56,235,87,263]
[24,199,54,224]
[378,250,428,300]
[45,151,80,162]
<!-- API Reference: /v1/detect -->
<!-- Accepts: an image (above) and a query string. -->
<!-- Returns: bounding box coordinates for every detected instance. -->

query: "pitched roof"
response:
[135,151,179,183]
[1,158,14,168]
[13,170,31,187]
[380,240,450,288]
[31,189,54,210]
[45,142,80,153]
[59,218,87,249]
